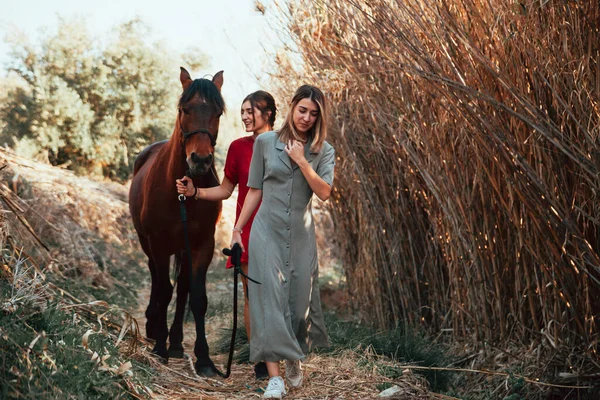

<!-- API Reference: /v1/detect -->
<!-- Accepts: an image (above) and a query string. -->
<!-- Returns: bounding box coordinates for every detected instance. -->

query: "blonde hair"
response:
[277,85,328,153]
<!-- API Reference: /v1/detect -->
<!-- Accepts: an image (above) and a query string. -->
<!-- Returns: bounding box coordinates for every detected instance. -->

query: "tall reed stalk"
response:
[269,0,600,368]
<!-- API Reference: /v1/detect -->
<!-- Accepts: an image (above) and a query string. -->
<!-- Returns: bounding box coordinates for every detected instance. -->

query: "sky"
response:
[0,0,284,112]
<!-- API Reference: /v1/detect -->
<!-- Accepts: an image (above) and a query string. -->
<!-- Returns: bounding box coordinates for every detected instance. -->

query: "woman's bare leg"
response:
[266,361,280,377]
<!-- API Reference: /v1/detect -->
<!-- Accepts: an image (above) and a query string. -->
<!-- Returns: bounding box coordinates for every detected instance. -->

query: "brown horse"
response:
[129,67,224,376]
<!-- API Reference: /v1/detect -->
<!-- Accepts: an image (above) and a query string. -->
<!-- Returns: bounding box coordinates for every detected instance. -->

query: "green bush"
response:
[0,17,208,181]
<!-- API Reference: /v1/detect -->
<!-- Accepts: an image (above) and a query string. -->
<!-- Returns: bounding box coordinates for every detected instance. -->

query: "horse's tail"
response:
[172,252,192,322]
[174,252,182,288]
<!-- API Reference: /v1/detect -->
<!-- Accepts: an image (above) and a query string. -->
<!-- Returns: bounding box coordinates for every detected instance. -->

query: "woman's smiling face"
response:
[241,100,269,133]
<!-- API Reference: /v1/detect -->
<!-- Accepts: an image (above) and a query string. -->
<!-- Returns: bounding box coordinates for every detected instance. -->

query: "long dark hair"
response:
[242,90,277,128]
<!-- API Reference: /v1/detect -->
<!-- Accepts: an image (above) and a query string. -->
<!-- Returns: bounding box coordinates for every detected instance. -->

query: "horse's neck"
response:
[161,133,188,180]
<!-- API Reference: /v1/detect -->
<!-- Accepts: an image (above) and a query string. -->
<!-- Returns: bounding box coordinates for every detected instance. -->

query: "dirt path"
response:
[1,147,437,399]
[128,197,436,399]
[132,278,437,400]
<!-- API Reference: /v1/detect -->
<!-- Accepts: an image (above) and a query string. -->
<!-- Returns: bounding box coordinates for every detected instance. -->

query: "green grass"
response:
[0,292,153,399]
[321,313,453,392]
[46,238,148,311]
[444,368,600,400]
[0,219,152,399]
[214,325,250,363]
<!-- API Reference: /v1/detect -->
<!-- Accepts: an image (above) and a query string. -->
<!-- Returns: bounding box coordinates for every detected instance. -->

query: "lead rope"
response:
[178,193,261,379]
[178,193,230,377]
[221,244,241,378]
[221,243,262,378]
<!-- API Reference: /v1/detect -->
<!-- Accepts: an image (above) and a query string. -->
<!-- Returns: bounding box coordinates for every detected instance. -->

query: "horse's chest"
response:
[141,201,219,237]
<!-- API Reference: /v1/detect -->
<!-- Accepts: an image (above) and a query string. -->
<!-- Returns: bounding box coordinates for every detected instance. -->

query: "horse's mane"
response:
[179,79,226,113]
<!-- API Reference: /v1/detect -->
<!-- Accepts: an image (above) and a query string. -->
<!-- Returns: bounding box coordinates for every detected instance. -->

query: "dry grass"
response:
[262,0,600,391]
[0,147,153,397]
[0,146,144,297]
[128,346,438,399]
[0,146,444,398]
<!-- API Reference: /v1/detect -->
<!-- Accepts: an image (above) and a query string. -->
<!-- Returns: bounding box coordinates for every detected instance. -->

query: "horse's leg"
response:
[150,247,174,362]
[168,252,189,358]
[146,258,160,340]
[189,238,218,377]
[139,236,159,340]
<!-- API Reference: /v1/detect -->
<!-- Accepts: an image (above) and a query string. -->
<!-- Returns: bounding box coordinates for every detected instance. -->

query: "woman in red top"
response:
[176,90,277,379]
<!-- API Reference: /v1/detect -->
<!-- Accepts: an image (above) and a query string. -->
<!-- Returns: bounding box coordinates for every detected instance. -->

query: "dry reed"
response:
[266,0,600,380]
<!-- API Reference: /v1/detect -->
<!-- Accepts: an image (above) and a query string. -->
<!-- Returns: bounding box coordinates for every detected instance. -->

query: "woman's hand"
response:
[285,140,306,165]
[176,176,195,197]
[230,230,245,253]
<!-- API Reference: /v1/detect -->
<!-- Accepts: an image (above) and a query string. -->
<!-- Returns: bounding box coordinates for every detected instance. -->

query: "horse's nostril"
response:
[190,153,213,172]
[190,152,202,163]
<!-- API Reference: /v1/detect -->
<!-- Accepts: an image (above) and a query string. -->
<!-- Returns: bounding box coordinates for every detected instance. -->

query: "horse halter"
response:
[177,110,217,147]
[182,127,217,147]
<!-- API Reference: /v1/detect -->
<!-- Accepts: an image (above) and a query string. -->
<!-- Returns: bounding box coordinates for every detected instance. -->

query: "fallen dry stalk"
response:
[401,365,593,390]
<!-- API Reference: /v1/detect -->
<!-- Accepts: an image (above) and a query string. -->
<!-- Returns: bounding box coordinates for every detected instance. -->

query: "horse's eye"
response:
[180,107,190,115]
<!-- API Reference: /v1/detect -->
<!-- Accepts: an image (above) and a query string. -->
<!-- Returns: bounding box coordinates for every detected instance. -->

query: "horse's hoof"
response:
[254,361,269,380]
[152,353,168,364]
[195,363,217,377]
[151,345,169,363]
[168,347,184,359]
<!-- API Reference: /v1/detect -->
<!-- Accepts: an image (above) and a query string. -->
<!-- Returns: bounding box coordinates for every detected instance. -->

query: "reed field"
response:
[2,0,600,396]
[266,0,600,389]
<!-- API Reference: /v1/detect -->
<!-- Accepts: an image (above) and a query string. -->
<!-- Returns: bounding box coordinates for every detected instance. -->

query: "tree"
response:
[0,17,208,180]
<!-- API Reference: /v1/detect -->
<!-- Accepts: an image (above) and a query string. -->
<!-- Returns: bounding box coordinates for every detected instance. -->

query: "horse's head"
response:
[177,67,225,177]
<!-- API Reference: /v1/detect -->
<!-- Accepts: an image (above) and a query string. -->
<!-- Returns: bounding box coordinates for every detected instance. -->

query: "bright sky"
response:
[0,0,283,111]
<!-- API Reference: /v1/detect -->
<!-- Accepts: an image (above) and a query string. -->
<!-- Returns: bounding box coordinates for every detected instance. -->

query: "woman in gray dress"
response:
[230,85,335,399]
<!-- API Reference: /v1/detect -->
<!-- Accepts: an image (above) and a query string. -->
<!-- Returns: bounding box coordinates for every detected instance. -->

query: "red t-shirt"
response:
[224,135,261,268]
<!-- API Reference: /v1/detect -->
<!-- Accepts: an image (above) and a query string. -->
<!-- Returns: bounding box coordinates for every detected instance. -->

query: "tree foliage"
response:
[0,18,207,180]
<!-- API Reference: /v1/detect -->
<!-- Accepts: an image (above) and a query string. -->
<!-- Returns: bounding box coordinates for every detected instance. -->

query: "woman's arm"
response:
[285,140,332,201]
[198,177,235,200]
[175,176,235,201]
[230,188,262,252]
[296,159,332,201]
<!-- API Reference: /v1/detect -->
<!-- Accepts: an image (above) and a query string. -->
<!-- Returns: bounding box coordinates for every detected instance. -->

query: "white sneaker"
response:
[285,359,303,388]
[263,376,286,399]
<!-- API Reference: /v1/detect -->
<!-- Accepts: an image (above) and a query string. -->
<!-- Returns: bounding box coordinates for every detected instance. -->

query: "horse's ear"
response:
[180,67,193,90]
[212,71,224,91]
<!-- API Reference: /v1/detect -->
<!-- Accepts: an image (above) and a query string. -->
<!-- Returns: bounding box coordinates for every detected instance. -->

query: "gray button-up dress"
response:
[247,130,335,363]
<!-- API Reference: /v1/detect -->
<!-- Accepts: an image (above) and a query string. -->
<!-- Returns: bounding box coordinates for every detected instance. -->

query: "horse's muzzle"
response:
[188,153,213,176]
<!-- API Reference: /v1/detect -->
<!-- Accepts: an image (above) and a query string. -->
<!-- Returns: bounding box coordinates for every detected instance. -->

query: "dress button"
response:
[286,243,290,248]
[289,174,293,178]
[287,192,291,196]
[286,226,290,230]
[286,209,290,214]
